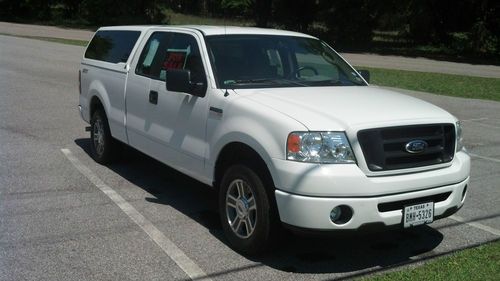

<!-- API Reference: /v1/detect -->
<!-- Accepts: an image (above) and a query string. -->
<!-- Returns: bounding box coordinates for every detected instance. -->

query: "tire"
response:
[90,109,118,164]
[219,165,278,255]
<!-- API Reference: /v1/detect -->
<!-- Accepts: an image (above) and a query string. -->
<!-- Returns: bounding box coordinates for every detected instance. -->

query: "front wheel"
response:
[219,165,278,255]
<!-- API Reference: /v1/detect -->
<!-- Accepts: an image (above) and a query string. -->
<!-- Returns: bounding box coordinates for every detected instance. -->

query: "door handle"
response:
[149,90,158,105]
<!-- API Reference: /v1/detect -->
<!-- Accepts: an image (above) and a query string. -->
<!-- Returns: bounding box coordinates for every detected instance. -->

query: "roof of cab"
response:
[98,25,315,39]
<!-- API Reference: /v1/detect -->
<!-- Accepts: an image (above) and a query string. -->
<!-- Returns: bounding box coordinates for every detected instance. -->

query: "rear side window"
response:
[85,30,141,63]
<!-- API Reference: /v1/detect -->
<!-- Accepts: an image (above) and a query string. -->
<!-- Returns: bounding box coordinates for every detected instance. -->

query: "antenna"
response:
[223,6,229,97]
[225,12,227,36]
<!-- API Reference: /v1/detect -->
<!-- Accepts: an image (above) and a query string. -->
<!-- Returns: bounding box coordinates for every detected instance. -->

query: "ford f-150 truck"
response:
[79,25,470,254]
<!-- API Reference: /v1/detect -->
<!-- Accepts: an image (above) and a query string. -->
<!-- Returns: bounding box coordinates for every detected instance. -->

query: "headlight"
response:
[287,132,356,163]
[456,121,465,152]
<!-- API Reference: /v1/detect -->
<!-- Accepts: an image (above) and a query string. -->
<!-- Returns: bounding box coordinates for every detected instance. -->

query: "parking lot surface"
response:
[0,35,499,281]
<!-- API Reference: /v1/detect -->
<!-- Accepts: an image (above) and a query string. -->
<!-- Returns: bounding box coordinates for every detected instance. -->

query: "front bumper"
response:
[275,177,468,230]
[272,151,470,230]
[78,104,90,123]
[78,105,84,119]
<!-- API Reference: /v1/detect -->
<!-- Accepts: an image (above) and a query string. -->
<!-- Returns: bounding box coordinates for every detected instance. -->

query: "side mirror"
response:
[357,69,370,83]
[166,69,206,97]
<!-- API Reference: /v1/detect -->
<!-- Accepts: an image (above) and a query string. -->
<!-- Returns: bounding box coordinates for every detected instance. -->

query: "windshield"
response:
[206,35,367,89]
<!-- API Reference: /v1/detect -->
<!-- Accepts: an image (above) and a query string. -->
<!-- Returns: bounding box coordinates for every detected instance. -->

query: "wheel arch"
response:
[90,95,105,119]
[213,141,277,195]
[88,80,111,120]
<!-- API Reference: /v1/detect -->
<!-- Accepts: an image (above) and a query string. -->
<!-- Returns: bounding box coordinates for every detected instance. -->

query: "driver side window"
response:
[136,32,206,84]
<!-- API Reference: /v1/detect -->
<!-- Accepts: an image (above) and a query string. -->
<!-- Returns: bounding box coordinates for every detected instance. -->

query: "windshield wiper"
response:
[279,78,308,87]
[307,79,365,86]
[224,78,307,87]
[224,78,280,85]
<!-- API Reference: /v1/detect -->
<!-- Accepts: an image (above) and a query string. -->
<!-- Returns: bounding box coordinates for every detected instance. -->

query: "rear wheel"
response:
[90,109,118,164]
[219,165,278,255]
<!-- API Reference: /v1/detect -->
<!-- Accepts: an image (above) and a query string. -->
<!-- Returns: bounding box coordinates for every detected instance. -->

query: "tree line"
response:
[0,0,498,55]
[0,0,166,27]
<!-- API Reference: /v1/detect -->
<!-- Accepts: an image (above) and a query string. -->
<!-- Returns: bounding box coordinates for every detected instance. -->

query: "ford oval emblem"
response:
[405,140,428,154]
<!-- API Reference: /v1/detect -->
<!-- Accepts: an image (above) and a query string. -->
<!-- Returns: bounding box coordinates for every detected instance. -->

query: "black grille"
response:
[358,124,455,171]
[378,192,451,212]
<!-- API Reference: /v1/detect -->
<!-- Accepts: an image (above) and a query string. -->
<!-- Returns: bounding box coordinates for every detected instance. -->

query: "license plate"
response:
[403,202,434,228]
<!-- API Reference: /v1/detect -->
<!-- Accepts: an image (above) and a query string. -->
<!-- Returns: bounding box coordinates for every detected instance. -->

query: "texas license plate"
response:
[403,202,434,228]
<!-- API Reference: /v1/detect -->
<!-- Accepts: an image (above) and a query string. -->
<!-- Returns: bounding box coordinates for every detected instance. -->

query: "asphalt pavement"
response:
[0,35,499,281]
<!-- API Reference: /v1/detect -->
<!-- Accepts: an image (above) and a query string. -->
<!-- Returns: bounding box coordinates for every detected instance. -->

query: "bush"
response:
[273,0,316,32]
[319,0,381,49]
[80,0,168,25]
[0,0,169,26]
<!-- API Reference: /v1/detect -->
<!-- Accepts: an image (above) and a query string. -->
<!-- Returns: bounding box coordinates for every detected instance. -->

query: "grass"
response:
[0,33,88,46]
[371,31,499,65]
[22,36,88,46]
[358,240,500,281]
[357,66,500,102]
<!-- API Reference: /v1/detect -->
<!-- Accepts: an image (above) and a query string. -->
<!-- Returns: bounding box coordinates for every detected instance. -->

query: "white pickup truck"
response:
[79,25,470,254]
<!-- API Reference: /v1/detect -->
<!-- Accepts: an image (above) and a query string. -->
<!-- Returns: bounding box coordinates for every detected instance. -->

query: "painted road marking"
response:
[467,122,500,130]
[61,148,212,281]
[469,153,500,164]
[462,118,500,130]
[449,215,500,236]
[461,118,489,122]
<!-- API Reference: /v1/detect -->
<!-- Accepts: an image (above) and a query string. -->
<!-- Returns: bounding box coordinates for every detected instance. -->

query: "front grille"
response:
[378,192,451,212]
[358,124,455,171]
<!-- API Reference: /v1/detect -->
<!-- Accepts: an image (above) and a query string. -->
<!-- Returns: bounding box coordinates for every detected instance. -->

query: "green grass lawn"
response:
[371,31,499,65]
[24,36,88,46]
[356,66,500,102]
[359,240,500,281]
[0,33,88,46]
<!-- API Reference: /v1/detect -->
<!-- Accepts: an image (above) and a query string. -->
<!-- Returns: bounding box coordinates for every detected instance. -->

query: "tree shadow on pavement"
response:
[75,138,444,275]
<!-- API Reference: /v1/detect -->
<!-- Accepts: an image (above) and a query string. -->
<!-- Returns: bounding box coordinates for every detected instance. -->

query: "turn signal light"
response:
[287,133,301,153]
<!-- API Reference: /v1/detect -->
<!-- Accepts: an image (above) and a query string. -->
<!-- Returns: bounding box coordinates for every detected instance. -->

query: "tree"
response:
[220,0,270,26]
[469,0,499,54]
[319,0,384,49]
[0,0,53,21]
[58,0,81,18]
[254,0,272,27]
[273,0,316,32]
[80,0,167,25]
[220,0,253,16]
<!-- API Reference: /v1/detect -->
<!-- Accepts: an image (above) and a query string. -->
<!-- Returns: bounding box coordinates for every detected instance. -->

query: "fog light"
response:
[461,185,468,202]
[330,205,354,224]
[330,206,342,222]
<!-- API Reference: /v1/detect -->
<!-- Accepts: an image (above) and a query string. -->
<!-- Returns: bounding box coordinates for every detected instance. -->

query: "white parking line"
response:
[61,148,212,281]
[469,153,500,164]
[461,118,489,122]
[449,215,500,236]
[461,118,500,130]
[468,122,500,130]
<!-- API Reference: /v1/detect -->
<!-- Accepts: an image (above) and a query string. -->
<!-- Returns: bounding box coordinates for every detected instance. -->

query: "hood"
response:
[235,86,456,131]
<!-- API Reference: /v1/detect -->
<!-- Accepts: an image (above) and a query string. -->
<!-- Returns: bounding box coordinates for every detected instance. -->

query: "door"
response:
[126,31,209,178]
